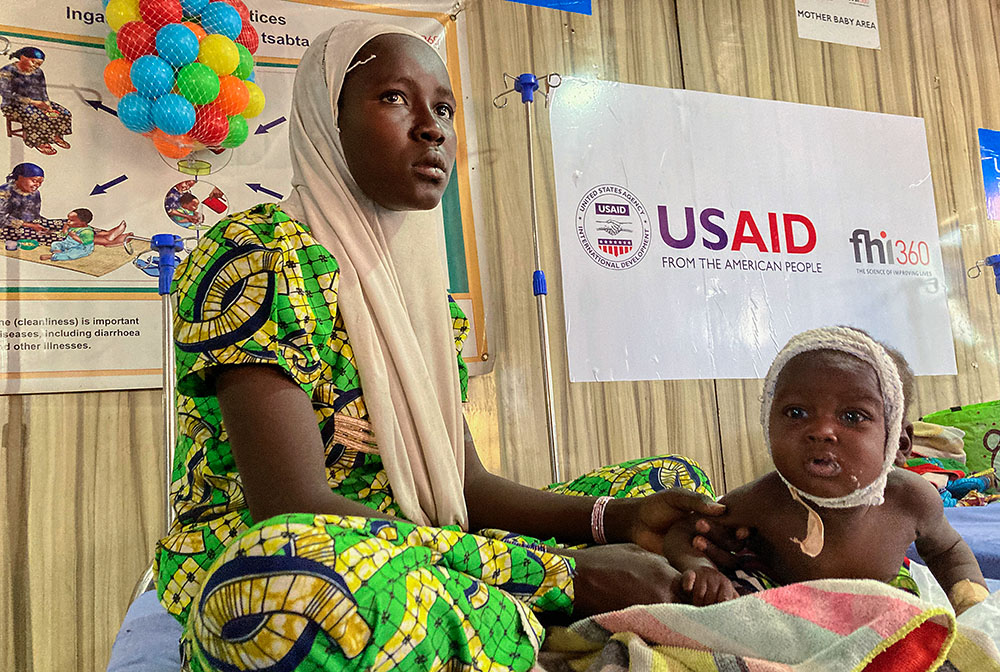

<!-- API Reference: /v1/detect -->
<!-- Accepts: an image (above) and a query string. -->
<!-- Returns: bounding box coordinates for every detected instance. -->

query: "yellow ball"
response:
[198,34,239,76]
[105,0,140,32]
[242,81,265,118]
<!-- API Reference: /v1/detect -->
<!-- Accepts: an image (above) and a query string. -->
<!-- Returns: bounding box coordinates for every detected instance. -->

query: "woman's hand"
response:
[564,544,682,617]
[608,489,749,569]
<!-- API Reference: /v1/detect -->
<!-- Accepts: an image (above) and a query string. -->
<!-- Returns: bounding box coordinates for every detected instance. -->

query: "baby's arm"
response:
[662,516,738,606]
[907,472,988,614]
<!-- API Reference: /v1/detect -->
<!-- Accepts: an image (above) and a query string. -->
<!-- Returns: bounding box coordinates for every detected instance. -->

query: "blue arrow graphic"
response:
[90,174,129,195]
[254,116,287,135]
[85,98,118,117]
[246,183,284,199]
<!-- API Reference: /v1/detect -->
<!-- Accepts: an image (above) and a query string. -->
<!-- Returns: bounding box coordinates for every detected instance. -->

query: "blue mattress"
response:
[906,502,1000,580]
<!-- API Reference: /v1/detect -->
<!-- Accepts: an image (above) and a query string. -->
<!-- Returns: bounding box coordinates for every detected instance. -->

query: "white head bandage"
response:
[760,327,904,555]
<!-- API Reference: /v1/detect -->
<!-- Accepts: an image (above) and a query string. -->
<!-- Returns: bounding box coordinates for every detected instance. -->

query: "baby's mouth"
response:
[804,453,841,478]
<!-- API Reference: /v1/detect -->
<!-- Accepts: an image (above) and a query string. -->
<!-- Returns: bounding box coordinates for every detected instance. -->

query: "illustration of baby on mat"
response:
[38,208,131,262]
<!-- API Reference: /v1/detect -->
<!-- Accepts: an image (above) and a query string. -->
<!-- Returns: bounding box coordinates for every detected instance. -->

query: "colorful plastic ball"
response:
[215,0,249,21]
[152,93,196,135]
[116,21,157,61]
[176,62,220,104]
[104,31,124,60]
[221,114,248,148]
[191,103,228,145]
[151,129,193,158]
[199,2,242,40]
[182,21,207,41]
[118,92,155,132]
[106,0,141,31]
[179,0,209,17]
[198,34,239,75]
[156,23,199,66]
[103,0,112,7]
[139,0,183,30]
[234,19,258,54]
[130,54,175,99]
[231,43,253,80]
[246,70,254,82]
[215,74,248,115]
[103,58,136,97]
[241,80,264,118]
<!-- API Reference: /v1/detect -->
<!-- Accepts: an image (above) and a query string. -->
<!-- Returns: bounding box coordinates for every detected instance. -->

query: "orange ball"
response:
[103,58,136,97]
[151,129,193,158]
[182,21,207,41]
[215,74,249,115]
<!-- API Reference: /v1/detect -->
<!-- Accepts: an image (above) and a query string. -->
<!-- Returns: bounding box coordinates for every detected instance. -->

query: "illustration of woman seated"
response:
[0,162,62,243]
[1,47,73,155]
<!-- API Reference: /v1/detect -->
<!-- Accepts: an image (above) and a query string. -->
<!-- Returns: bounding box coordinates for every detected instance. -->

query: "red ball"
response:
[116,21,158,61]
[190,103,229,146]
[215,0,250,21]
[235,19,258,54]
[139,0,183,31]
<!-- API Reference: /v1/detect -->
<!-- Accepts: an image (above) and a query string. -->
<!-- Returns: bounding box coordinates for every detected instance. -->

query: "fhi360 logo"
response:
[849,228,931,266]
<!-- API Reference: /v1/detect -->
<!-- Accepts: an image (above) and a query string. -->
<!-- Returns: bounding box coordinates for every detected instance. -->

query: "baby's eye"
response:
[784,407,806,419]
[381,91,406,105]
[841,410,870,425]
[435,103,454,120]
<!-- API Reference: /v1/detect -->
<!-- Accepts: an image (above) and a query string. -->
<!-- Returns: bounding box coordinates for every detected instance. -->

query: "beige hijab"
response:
[281,21,468,529]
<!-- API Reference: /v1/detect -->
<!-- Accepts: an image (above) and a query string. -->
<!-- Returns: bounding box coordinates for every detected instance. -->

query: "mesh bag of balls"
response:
[103,0,265,158]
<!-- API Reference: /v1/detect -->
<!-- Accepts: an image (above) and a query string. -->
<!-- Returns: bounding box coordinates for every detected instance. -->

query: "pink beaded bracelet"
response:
[590,496,613,545]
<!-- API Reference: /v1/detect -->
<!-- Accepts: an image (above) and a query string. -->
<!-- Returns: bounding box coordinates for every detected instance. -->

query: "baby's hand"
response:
[680,566,738,606]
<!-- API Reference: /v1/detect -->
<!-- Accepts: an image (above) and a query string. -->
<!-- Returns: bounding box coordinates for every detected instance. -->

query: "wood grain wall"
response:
[3,0,1000,668]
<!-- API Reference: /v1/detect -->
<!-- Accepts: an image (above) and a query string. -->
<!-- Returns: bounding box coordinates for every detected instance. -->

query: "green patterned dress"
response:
[155,204,715,672]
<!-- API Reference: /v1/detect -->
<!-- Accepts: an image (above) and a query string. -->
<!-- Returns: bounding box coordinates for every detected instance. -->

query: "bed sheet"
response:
[906,502,1000,579]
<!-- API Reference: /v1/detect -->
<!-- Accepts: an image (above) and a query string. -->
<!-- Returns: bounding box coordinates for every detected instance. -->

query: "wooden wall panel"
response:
[0,391,162,670]
[6,1,1000,670]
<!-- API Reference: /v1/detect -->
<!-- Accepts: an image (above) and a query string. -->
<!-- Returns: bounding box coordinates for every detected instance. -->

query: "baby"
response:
[39,209,131,261]
[664,326,988,614]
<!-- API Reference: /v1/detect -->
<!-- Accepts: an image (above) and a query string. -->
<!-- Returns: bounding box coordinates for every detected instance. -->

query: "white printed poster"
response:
[0,1,488,394]
[550,77,955,382]
[795,0,880,50]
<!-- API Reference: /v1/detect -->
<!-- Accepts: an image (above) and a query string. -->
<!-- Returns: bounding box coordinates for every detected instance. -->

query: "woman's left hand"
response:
[610,489,748,566]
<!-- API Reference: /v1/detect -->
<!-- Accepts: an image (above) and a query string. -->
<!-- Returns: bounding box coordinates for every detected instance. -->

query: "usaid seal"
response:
[576,184,651,270]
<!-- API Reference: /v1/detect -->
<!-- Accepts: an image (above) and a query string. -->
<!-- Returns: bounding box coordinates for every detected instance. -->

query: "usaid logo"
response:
[576,185,651,270]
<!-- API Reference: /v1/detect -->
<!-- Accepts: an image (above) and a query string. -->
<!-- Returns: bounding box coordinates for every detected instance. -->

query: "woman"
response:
[0,46,73,155]
[0,162,62,245]
[157,21,735,672]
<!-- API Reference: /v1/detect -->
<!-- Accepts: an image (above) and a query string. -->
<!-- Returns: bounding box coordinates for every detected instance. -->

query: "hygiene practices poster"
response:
[0,0,488,393]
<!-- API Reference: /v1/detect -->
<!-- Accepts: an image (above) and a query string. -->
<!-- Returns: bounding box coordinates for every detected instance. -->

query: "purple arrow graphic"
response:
[85,98,118,117]
[254,116,287,135]
[246,183,284,199]
[90,174,128,195]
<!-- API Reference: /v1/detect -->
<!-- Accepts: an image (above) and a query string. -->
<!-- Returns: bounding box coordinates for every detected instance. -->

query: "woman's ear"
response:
[894,421,915,467]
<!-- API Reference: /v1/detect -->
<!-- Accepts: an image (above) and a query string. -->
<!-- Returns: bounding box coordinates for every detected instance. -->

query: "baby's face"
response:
[768,350,886,499]
[67,212,83,227]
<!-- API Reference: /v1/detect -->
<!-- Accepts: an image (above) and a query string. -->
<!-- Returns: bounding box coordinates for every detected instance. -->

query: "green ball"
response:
[104,31,123,61]
[222,114,248,148]
[176,62,220,105]
[233,43,253,80]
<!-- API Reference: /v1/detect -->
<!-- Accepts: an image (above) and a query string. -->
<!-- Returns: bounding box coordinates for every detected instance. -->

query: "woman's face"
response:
[338,34,458,211]
[17,55,43,74]
[15,174,44,193]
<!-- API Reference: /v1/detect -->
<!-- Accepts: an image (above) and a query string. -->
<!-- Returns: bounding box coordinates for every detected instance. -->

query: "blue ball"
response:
[118,93,154,133]
[179,0,209,17]
[152,93,196,135]
[131,55,175,99]
[199,2,241,40]
[103,0,111,7]
[246,69,254,82]
[156,24,199,67]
